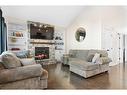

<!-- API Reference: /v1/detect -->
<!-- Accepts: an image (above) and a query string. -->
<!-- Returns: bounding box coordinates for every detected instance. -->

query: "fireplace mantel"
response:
[30,42,55,45]
[29,39,55,45]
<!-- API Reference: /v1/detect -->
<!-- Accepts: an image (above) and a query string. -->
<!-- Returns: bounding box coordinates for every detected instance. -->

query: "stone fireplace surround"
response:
[28,39,56,64]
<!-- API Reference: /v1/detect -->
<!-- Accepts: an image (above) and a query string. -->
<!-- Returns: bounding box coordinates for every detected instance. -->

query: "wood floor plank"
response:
[43,63,127,89]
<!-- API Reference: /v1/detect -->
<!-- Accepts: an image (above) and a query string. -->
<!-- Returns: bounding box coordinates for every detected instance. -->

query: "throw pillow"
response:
[20,58,36,66]
[99,57,112,64]
[16,52,27,58]
[15,50,31,58]
[1,51,21,69]
[92,53,100,63]
[87,54,94,62]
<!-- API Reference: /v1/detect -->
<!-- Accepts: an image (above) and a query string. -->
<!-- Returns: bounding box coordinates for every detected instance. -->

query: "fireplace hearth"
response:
[35,47,49,60]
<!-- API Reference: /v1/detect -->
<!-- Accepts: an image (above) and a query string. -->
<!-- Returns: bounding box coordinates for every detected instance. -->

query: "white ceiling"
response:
[1,6,85,28]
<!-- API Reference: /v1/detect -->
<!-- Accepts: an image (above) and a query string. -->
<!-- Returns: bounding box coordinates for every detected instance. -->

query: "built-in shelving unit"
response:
[54,30,65,62]
[54,32,64,50]
[7,22,28,52]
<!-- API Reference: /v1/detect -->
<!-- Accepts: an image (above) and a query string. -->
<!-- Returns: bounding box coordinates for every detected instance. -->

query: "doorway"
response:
[101,25,119,66]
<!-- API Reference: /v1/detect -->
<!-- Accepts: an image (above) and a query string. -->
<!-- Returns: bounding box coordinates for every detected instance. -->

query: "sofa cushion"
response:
[0,64,42,84]
[20,58,36,66]
[1,51,21,69]
[92,53,100,63]
[87,54,94,62]
[75,50,89,60]
[69,59,99,71]
[88,50,108,57]
[99,57,112,64]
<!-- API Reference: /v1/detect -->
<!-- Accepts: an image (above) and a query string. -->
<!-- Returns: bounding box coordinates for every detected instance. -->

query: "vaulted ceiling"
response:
[1,6,85,28]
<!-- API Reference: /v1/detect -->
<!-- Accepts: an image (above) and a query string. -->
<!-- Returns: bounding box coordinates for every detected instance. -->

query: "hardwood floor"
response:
[43,63,127,89]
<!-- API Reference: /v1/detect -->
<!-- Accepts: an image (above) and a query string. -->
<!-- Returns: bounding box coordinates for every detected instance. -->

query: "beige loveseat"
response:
[0,51,48,89]
[69,49,112,78]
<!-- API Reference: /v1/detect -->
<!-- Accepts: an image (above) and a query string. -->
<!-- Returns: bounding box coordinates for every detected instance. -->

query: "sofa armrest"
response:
[40,69,48,89]
[99,57,112,64]
[40,69,48,80]
[0,64,42,84]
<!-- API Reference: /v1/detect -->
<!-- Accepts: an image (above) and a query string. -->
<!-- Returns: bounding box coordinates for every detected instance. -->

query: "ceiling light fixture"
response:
[44,25,47,28]
[34,23,37,26]
[39,24,42,27]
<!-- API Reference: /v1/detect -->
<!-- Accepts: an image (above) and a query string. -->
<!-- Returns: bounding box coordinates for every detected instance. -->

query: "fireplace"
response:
[35,47,49,60]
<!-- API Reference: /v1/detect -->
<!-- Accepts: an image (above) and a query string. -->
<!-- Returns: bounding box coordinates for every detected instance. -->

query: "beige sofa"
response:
[0,51,48,89]
[69,49,112,78]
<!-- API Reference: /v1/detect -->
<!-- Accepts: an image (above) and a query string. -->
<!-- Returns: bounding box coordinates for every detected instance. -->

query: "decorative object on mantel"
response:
[10,37,17,43]
[75,27,86,42]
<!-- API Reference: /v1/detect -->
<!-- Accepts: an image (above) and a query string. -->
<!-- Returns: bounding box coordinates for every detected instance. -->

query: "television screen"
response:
[30,24,54,40]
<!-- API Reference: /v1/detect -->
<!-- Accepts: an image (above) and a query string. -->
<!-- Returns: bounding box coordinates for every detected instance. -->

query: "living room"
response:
[1,5,127,90]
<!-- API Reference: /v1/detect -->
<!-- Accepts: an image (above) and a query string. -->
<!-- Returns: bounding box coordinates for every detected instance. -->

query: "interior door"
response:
[102,26,119,66]
[125,35,127,63]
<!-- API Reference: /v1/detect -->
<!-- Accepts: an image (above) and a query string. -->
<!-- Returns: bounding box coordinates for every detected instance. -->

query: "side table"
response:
[63,54,69,65]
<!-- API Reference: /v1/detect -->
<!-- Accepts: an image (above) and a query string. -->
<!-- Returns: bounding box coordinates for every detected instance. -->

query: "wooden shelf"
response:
[55,49,63,50]
[8,36,25,39]
[8,29,26,32]
[30,41,55,44]
[9,50,25,52]
[8,43,26,46]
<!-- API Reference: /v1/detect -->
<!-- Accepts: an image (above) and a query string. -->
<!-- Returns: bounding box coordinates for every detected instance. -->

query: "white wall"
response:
[100,7,127,65]
[66,7,127,53]
[66,7,102,53]
[66,6,127,66]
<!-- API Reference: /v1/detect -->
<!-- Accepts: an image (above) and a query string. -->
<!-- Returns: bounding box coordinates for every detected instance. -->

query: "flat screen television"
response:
[30,23,54,40]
